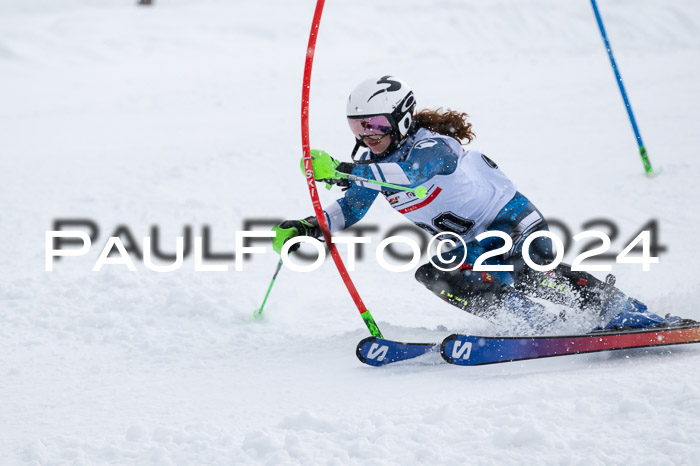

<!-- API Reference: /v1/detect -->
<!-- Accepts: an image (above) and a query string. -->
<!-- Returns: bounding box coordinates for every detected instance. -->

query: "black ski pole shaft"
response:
[254,259,284,320]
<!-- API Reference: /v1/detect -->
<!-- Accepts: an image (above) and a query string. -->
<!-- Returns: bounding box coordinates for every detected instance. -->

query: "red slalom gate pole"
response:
[300,0,383,338]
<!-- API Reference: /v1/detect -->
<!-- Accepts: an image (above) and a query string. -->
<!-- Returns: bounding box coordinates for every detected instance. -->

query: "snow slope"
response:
[2,0,700,464]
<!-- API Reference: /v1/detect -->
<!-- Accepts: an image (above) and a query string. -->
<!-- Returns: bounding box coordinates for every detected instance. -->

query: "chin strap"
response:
[350,140,365,162]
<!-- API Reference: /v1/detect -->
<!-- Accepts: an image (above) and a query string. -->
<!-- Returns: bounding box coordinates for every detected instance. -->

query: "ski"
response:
[356,337,439,366]
[441,323,700,366]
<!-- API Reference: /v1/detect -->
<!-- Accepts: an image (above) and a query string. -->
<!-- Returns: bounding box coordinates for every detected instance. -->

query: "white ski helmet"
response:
[346,76,416,150]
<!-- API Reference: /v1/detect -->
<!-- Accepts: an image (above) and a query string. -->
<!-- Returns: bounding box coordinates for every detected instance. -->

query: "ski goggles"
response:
[347,115,393,140]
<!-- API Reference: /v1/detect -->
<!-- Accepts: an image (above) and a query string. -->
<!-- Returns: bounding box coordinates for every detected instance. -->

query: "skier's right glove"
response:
[300,150,352,189]
[272,216,322,255]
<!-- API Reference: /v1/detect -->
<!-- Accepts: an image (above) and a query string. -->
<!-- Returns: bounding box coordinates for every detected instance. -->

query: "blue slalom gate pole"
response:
[590,0,654,176]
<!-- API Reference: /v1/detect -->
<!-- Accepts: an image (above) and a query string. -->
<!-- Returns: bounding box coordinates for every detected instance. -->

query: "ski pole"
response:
[590,0,653,176]
[253,258,284,320]
[340,173,428,198]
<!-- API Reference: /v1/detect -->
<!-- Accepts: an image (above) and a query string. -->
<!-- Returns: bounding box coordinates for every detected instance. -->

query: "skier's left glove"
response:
[271,216,321,255]
[300,150,353,187]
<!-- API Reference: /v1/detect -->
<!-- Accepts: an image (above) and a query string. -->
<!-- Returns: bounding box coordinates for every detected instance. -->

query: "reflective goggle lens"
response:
[347,115,392,139]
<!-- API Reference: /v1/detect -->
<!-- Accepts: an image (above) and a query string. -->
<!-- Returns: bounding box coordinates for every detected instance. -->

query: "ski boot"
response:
[595,277,677,331]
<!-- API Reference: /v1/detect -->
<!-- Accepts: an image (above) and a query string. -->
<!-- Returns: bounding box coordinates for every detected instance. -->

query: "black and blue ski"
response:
[356,322,700,367]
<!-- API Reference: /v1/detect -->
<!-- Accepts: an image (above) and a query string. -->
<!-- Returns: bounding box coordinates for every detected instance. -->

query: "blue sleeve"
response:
[351,138,458,188]
[332,180,380,229]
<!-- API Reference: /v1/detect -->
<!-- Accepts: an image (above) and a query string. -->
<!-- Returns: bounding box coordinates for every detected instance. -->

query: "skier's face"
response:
[348,115,394,155]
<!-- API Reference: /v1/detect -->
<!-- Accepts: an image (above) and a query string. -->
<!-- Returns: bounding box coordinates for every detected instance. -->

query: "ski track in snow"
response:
[2,0,700,464]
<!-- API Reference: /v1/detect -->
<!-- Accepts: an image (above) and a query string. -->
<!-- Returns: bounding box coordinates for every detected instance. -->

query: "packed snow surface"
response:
[2,0,700,464]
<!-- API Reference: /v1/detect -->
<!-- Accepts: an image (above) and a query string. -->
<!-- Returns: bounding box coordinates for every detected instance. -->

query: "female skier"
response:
[274,75,679,332]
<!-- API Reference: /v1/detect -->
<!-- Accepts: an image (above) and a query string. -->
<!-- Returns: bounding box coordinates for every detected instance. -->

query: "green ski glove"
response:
[271,217,322,255]
[300,150,353,181]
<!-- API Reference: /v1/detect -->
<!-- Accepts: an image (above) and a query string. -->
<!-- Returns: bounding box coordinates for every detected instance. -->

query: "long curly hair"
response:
[413,108,475,144]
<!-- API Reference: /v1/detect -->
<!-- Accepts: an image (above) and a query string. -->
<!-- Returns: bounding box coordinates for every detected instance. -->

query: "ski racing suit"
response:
[322,128,671,331]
